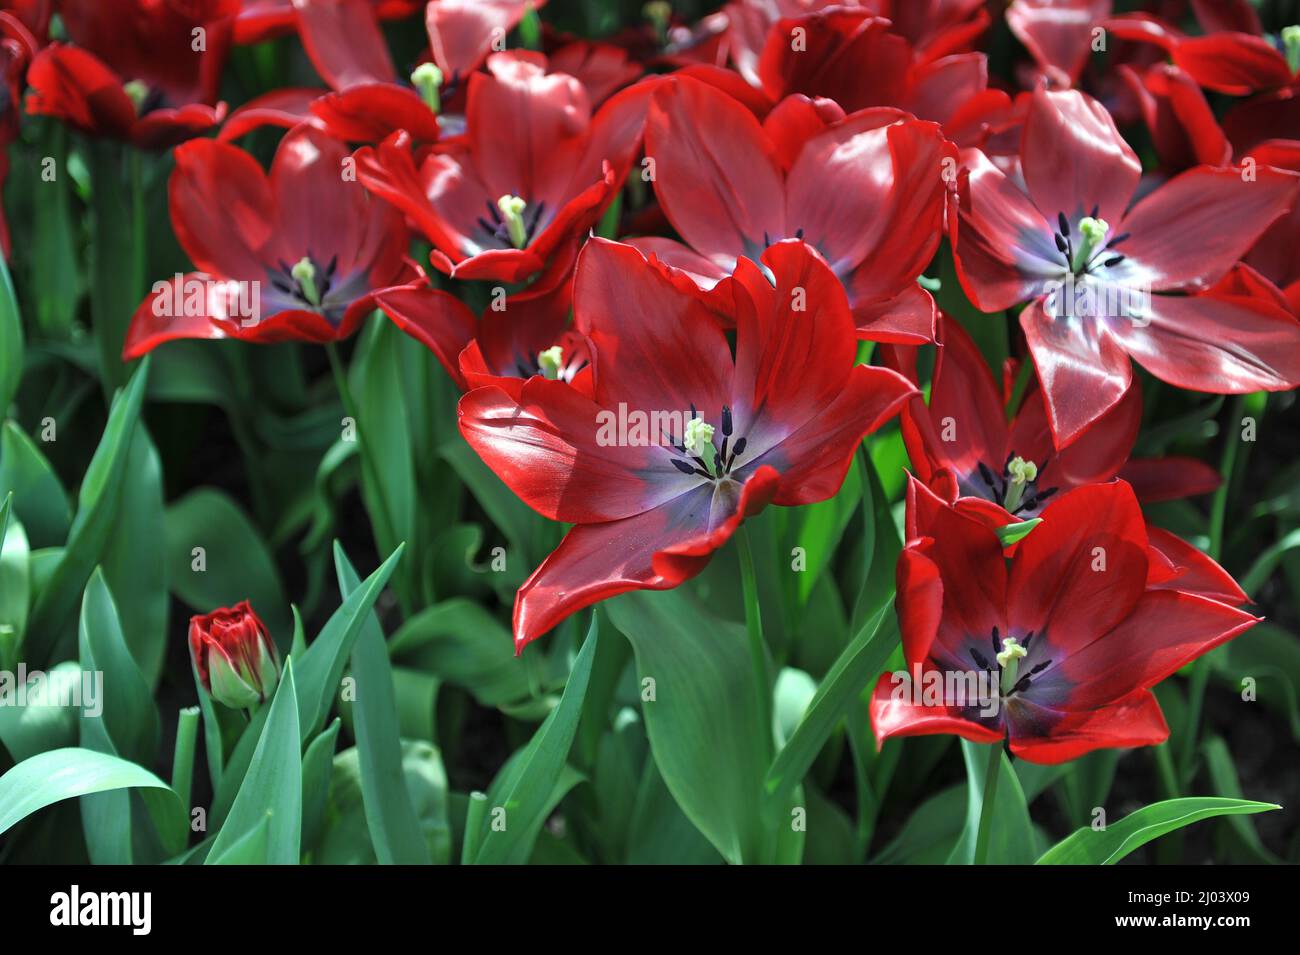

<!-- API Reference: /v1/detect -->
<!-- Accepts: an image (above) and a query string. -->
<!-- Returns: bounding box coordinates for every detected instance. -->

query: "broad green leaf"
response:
[355,320,417,569]
[625,752,723,865]
[765,605,897,811]
[608,590,769,865]
[27,359,149,662]
[335,544,430,864]
[208,815,271,865]
[948,740,1035,864]
[0,747,183,843]
[164,488,290,646]
[0,660,80,762]
[870,784,967,864]
[316,742,452,865]
[0,500,28,672]
[294,544,404,738]
[389,598,530,707]
[301,717,341,854]
[472,621,599,864]
[208,660,302,865]
[0,421,71,549]
[0,252,22,414]
[1037,797,1279,864]
[440,438,538,564]
[100,429,168,685]
[77,569,159,766]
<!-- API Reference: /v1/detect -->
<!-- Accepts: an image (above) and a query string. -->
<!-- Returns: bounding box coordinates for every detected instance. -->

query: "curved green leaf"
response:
[1036,797,1280,864]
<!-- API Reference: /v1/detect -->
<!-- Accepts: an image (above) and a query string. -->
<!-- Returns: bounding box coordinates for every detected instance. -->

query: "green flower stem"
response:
[973,742,1002,865]
[171,706,201,814]
[1181,394,1248,784]
[738,524,774,758]
[325,340,407,609]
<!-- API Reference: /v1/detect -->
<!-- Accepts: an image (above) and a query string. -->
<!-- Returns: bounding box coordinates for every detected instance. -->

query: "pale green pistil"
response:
[1002,456,1038,513]
[291,257,321,307]
[1284,26,1300,74]
[996,637,1028,695]
[538,345,564,380]
[124,80,150,115]
[1072,216,1109,273]
[411,62,443,114]
[497,195,529,249]
[683,418,716,472]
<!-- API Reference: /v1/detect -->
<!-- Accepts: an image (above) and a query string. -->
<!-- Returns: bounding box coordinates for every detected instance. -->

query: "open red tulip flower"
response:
[25,0,237,149]
[459,238,917,651]
[870,477,1260,764]
[354,52,657,289]
[637,75,956,343]
[375,276,592,397]
[951,86,1300,447]
[882,313,1221,522]
[123,124,407,358]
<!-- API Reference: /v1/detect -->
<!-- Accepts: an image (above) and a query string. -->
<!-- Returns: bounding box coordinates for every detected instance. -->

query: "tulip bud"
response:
[188,602,280,709]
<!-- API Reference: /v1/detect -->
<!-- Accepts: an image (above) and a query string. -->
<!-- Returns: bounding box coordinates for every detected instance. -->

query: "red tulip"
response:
[636,75,955,343]
[354,52,657,287]
[881,313,1221,520]
[122,124,407,358]
[25,0,237,149]
[458,238,916,650]
[870,477,1259,763]
[189,601,281,709]
[375,276,591,396]
[1006,0,1110,89]
[951,87,1300,446]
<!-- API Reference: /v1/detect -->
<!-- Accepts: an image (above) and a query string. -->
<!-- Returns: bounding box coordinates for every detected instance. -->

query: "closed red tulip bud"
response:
[188,602,280,709]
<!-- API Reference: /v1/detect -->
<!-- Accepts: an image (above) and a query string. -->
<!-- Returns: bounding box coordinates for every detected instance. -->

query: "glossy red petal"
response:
[1109,290,1300,394]
[1120,456,1221,504]
[310,83,442,144]
[1008,690,1168,764]
[1022,88,1140,230]
[869,673,1005,749]
[644,76,785,270]
[512,467,777,650]
[169,137,273,281]
[1119,165,1297,292]
[1057,590,1259,708]
[219,87,323,141]
[1008,481,1149,656]
[952,147,1060,312]
[1145,524,1248,605]
[426,0,543,79]
[573,237,733,420]
[458,378,693,525]
[1020,297,1133,447]
[374,282,477,386]
[1006,0,1111,88]
[293,0,395,90]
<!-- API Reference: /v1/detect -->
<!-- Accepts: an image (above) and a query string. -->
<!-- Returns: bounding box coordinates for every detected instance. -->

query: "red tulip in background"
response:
[952,85,1300,446]
[882,313,1221,521]
[189,601,281,709]
[459,238,916,650]
[122,123,407,356]
[374,275,591,396]
[26,0,237,149]
[354,53,657,288]
[871,478,1259,764]
[637,74,955,343]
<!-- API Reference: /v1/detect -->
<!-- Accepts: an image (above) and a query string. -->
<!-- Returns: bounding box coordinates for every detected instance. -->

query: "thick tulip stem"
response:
[973,742,1002,865]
